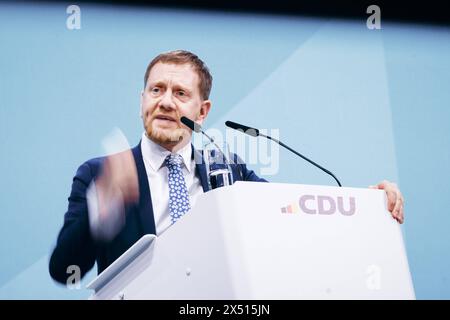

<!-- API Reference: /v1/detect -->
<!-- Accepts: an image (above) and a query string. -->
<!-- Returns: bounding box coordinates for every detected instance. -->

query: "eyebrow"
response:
[148,80,165,88]
[149,80,192,93]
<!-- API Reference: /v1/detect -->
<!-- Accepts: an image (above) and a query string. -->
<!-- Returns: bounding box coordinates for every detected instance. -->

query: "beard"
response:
[147,125,187,144]
[144,111,191,146]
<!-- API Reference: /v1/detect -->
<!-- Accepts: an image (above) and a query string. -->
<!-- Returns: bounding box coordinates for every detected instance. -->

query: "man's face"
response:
[140,62,211,149]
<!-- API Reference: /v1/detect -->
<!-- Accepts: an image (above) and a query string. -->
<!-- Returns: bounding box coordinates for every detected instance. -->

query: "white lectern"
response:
[87,181,415,299]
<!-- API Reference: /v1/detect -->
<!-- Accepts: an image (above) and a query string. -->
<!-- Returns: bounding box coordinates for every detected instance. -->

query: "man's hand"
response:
[369,180,404,224]
[96,150,139,206]
[92,149,139,240]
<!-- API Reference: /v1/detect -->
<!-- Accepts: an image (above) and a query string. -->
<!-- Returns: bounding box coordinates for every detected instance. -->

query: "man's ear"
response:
[139,90,144,118]
[196,100,211,124]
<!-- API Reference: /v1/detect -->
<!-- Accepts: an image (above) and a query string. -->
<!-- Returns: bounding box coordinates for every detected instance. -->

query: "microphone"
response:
[180,116,217,146]
[180,116,202,133]
[225,121,259,137]
[225,120,342,187]
[181,116,231,163]
[181,116,242,185]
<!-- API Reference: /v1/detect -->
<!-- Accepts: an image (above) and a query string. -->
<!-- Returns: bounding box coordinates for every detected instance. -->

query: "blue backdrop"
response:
[0,2,449,299]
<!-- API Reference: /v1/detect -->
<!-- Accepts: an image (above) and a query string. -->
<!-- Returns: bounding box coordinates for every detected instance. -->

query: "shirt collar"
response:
[141,132,193,173]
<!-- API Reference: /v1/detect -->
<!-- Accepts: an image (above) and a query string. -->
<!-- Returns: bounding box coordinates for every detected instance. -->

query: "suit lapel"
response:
[192,145,210,192]
[132,142,156,235]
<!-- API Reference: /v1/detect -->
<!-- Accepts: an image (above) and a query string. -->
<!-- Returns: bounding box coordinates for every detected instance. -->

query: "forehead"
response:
[147,62,199,88]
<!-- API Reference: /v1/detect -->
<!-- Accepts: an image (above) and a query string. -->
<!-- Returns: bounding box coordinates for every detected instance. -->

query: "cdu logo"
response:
[281,194,356,216]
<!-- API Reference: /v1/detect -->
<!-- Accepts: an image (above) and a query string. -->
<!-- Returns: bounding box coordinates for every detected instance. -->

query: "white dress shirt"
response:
[140,132,204,235]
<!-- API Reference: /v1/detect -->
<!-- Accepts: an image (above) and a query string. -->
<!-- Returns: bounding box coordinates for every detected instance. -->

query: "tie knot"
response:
[165,154,183,167]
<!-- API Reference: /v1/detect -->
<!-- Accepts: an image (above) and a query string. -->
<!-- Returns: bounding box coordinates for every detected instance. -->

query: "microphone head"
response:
[225,120,259,137]
[180,116,202,133]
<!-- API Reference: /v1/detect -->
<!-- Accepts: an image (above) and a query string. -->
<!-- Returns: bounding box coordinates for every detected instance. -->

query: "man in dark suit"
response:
[49,50,404,285]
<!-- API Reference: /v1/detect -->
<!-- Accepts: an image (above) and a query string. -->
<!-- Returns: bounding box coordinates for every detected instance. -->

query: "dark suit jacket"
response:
[49,142,266,284]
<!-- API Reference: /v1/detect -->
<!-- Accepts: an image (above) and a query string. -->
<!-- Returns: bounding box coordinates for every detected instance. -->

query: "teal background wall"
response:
[0,2,449,299]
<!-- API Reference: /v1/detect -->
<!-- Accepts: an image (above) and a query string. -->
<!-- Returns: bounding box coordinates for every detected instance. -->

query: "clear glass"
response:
[203,140,234,190]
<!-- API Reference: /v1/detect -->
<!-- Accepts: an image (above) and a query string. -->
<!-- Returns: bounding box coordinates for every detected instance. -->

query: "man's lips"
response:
[154,115,177,122]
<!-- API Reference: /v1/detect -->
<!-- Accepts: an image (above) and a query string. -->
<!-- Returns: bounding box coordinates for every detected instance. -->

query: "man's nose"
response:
[158,90,176,111]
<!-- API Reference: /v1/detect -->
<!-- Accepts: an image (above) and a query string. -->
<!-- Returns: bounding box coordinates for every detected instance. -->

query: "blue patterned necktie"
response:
[165,154,191,224]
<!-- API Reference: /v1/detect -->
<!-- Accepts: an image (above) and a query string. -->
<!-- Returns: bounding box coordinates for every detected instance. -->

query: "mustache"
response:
[149,112,181,122]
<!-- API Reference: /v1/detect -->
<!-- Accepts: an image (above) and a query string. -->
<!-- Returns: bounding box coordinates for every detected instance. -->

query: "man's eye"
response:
[151,87,160,94]
[176,91,185,96]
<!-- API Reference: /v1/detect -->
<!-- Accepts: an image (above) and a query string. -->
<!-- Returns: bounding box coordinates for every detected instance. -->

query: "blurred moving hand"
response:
[87,129,139,242]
